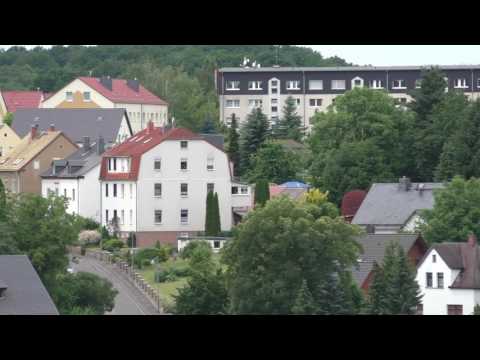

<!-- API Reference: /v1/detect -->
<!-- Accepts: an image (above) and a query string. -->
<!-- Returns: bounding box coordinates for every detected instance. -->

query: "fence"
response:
[75,247,163,314]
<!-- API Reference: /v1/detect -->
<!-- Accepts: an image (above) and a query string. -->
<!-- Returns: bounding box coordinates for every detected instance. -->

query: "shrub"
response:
[78,230,101,245]
[133,246,170,268]
[101,239,125,252]
[126,233,137,248]
[101,226,110,240]
[180,240,211,259]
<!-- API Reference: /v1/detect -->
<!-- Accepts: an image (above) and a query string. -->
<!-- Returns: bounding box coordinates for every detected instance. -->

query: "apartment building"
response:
[0,125,78,194]
[41,136,106,222]
[41,76,168,133]
[215,65,480,131]
[99,122,253,247]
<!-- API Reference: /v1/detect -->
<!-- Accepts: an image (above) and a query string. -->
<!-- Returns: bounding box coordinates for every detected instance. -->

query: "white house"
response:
[41,137,106,222]
[99,122,253,247]
[40,76,168,134]
[416,234,480,315]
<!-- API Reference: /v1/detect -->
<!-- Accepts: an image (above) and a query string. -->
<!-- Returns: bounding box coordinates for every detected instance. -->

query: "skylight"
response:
[12,158,23,165]
[135,136,145,142]
[143,138,152,144]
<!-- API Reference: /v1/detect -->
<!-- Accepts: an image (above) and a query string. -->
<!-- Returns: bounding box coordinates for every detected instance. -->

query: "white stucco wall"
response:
[42,178,79,215]
[41,79,114,108]
[100,180,137,233]
[117,103,168,134]
[416,249,479,315]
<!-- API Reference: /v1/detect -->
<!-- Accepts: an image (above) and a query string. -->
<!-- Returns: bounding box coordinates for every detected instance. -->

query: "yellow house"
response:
[0,123,21,157]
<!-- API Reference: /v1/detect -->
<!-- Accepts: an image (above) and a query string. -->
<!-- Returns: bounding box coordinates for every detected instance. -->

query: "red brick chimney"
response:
[30,125,38,140]
[468,233,477,247]
[49,123,55,132]
[147,120,155,133]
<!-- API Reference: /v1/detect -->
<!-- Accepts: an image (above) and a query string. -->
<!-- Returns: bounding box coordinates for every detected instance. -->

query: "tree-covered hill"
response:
[0,45,349,131]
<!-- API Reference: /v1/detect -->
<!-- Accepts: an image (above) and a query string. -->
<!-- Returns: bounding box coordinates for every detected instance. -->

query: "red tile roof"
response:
[341,190,367,222]
[2,91,44,113]
[78,77,168,106]
[100,125,225,181]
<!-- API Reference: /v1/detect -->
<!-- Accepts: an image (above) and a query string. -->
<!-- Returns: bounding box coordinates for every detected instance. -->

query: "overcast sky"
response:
[2,45,479,66]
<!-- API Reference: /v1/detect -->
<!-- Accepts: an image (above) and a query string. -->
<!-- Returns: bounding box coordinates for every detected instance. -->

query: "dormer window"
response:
[248,81,263,90]
[287,80,301,90]
[351,77,364,89]
[392,79,406,89]
[454,78,468,89]
[370,80,384,89]
[66,91,73,102]
[226,80,240,90]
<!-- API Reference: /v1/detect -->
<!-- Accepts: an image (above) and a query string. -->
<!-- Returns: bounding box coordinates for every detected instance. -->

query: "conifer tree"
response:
[291,280,317,314]
[367,262,388,314]
[212,192,221,236]
[239,108,269,174]
[0,179,6,222]
[205,191,215,236]
[316,271,353,315]
[226,114,241,177]
[274,96,304,141]
[254,179,270,206]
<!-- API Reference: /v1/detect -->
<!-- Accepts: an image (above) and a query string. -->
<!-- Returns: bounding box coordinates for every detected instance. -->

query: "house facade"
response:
[41,136,105,222]
[99,122,253,247]
[40,77,168,133]
[0,125,78,194]
[12,108,133,148]
[0,123,21,157]
[216,65,480,131]
[416,235,480,315]
[352,177,444,234]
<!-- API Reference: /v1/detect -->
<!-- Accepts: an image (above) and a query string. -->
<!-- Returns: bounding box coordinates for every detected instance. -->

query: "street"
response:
[71,256,159,315]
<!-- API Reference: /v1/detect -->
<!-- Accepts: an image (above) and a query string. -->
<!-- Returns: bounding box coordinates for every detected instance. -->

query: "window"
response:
[331,80,346,90]
[287,80,300,90]
[426,272,433,288]
[180,209,188,224]
[437,273,444,289]
[271,106,278,113]
[352,77,364,88]
[226,99,240,108]
[392,79,406,89]
[226,80,240,90]
[113,183,117,197]
[271,80,278,86]
[129,210,133,225]
[415,79,422,88]
[180,159,188,171]
[293,98,301,106]
[248,81,262,90]
[207,158,214,171]
[309,99,323,107]
[454,78,468,88]
[432,254,436,263]
[370,80,384,89]
[64,188,67,198]
[154,210,162,224]
[207,183,214,193]
[72,189,75,201]
[181,183,188,197]
[231,186,239,194]
[66,91,73,101]
[154,159,161,171]
[113,158,117,171]
[33,160,40,170]
[121,184,125,199]
[113,210,118,223]
[447,305,463,315]
[248,99,263,108]
[271,88,278,94]
[213,240,221,249]
[154,183,162,197]
[105,183,109,197]
[309,80,323,90]
[130,184,133,199]
[271,99,278,105]
[105,210,109,224]
[83,91,91,101]
[240,186,248,194]
[121,210,125,225]
[444,77,449,92]
[477,78,480,88]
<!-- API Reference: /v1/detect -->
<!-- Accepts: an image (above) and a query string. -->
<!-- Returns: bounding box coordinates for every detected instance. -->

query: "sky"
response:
[1,45,479,66]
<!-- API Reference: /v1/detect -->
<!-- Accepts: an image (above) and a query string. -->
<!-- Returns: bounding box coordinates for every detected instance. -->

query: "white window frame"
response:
[248,81,263,90]
[331,80,346,90]
[226,99,240,108]
[248,99,263,108]
[454,78,468,89]
[309,80,323,90]
[309,99,323,107]
[392,79,406,89]
[286,80,301,90]
[415,79,422,89]
[351,77,364,89]
[207,157,215,171]
[154,183,162,198]
[370,80,384,89]
[226,80,240,91]
[154,210,162,224]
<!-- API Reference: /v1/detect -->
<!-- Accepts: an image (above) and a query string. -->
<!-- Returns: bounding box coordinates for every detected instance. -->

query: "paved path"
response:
[71,256,159,315]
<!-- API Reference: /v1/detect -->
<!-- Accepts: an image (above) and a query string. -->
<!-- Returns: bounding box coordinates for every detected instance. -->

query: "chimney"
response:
[49,123,55,132]
[147,120,155,133]
[398,176,411,191]
[31,124,39,140]
[468,233,477,247]
[97,136,105,155]
[127,78,140,92]
[99,76,112,91]
[83,136,91,150]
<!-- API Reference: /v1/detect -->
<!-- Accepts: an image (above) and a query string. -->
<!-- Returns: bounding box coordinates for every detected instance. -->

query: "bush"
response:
[180,240,211,259]
[101,226,110,240]
[126,233,137,248]
[154,261,191,283]
[78,230,101,245]
[101,239,125,252]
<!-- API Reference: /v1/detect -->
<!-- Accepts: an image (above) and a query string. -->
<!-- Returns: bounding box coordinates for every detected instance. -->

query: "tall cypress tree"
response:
[205,191,215,235]
[367,262,388,314]
[0,178,6,222]
[240,108,269,174]
[291,279,317,314]
[254,179,270,206]
[274,96,304,141]
[316,271,353,315]
[212,192,221,236]
[226,114,241,177]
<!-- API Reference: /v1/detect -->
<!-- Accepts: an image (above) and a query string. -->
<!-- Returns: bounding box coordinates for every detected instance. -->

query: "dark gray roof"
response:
[41,142,103,178]
[201,134,224,150]
[419,242,480,289]
[220,65,480,72]
[352,234,422,287]
[352,182,444,226]
[0,255,59,315]
[12,108,132,144]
